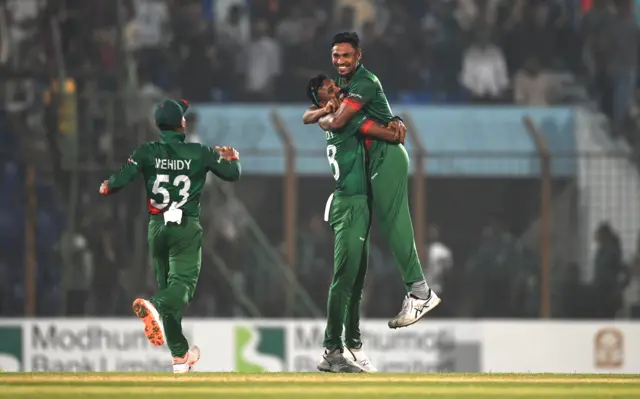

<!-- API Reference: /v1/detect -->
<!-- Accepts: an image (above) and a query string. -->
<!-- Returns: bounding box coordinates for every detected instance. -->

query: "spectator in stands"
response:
[332,6,358,35]
[383,1,419,41]
[279,23,324,102]
[85,206,119,316]
[521,1,558,69]
[93,29,118,89]
[604,0,638,136]
[334,0,378,33]
[460,28,509,103]
[466,220,521,317]
[382,1,424,96]
[299,0,329,28]
[419,1,465,100]
[243,19,281,102]
[64,231,94,316]
[582,0,615,112]
[296,214,334,311]
[424,224,453,297]
[138,65,166,101]
[216,4,250,49]
[125,0,166,51]
[126,0,170,88]
[624,231,640,318]
[556,262,586,318]
[359,21,391,89]
[275,5,306,46]
[592,222,630,318]
[177,42,224,102]
[514,56,557,106]
[496,0,527,74]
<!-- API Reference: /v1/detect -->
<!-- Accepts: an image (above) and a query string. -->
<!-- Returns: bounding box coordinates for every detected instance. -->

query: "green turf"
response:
[1,373,639,398]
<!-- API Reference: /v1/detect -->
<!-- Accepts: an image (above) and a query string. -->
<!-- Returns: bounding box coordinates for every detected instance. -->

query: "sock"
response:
[325,348,341,355]
[410,280,430,300]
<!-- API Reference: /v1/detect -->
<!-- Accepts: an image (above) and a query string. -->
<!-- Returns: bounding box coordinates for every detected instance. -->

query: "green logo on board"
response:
[0,326,23,372]
[235,326,285,372]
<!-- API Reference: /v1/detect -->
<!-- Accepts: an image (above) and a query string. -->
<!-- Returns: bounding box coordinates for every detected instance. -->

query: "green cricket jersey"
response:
[336,64,395,154]
[106,130,241,217]
[325,112,368,196]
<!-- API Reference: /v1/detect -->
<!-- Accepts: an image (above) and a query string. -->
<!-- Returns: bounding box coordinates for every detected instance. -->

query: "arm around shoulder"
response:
[331,78,376,129]
[359,119,403,144]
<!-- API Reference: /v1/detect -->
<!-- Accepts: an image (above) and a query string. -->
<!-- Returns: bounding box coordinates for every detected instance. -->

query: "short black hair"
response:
[306,73,329,107]
[331,31,360,50]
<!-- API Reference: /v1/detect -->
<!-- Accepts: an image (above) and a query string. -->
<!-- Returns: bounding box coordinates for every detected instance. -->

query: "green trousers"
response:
[369,143,425,291]
[148,215,202,358]
[323,194,371,350]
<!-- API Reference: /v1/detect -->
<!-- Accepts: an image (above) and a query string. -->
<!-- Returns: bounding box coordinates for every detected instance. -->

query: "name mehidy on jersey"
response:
[155,158,192,171]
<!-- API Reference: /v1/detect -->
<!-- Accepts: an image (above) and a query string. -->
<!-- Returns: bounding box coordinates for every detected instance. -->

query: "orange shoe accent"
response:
[188,346,200,366]
[132,299,165,346]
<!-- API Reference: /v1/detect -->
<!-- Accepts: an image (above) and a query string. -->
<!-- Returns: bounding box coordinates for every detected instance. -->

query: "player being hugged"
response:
[304,32,441,329]
[99,99,241,373]
[305,75,404,373]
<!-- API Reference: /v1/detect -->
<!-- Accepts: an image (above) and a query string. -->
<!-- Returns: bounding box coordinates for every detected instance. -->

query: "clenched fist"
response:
[323,98,340,114]
[99,180,109,196]
[216,146,240,161]
[387,119,407,137]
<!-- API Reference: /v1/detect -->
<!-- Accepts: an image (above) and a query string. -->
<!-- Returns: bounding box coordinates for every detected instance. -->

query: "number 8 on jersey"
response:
[327,145,340,181]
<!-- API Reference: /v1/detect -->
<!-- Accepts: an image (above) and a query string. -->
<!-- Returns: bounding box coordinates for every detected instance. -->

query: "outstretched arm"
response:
[99,146,145,195]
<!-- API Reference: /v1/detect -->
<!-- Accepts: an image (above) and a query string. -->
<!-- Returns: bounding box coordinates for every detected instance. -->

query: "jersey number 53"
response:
[150,174,191,210]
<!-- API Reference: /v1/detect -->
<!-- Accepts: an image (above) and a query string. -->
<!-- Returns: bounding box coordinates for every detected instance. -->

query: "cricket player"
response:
[304,32,441,329]
[99,99,241,373]
[306,75,404,373]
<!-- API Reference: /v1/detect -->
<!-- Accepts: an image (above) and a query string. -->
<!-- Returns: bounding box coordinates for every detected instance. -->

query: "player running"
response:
[99,99,241,373]
[306,75,404,373]
[303,32,441,329]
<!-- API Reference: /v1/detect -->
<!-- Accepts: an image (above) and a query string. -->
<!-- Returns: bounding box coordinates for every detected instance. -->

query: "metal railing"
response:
[31,92,320,318]
[11,99,640,319]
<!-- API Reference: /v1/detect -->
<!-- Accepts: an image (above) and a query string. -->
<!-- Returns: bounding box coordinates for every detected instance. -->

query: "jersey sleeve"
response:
[344,78,377,110]
[106,145,145,193]
[203,145,241,182]
[344,113,368,133]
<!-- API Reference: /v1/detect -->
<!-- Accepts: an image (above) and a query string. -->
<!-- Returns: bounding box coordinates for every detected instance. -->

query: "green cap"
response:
[154,98,190,128]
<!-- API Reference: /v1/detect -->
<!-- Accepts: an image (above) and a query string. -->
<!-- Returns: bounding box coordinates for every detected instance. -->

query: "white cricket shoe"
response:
[317,350,363,373]
[173,345,201,374]
[345,347,377,372]
[388,291,441,329]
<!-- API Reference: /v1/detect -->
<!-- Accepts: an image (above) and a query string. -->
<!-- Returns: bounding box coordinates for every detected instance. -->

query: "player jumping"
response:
[304,32,441,329]
[99,99,241,373]
[306,75,405,372]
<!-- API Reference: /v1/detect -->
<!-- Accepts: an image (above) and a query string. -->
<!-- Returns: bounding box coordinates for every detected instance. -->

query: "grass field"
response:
[1,373,639,398]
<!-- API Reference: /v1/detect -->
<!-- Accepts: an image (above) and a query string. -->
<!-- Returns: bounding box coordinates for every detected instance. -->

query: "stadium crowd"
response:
[0,0,638,319]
